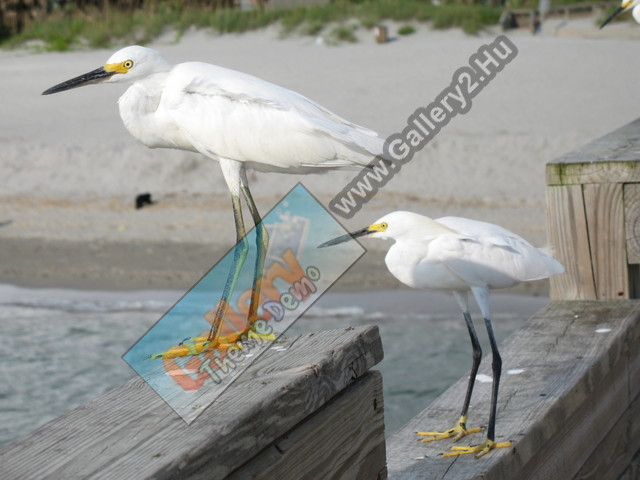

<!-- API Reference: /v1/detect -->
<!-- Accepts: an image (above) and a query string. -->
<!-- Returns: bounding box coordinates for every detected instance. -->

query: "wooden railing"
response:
[0,326,386,479]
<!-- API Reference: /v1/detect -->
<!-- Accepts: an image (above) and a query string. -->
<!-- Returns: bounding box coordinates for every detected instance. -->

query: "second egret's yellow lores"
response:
[600,0,640,28]
[42,46,384,347]
[320,211,564,457]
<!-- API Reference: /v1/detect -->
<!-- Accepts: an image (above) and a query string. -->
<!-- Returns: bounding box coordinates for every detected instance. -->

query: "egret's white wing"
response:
[160,62,383,172]
[427,217,564,288]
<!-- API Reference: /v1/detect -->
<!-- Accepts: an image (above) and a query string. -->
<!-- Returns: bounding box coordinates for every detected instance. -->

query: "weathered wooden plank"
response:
[624,183,640,265]
[546,185,596,300]
[227,370,386,480]
[0,326,383,480]
[546,118,640,186]
[386,300,640,480]
[583,183,629,299]
[571,392,640,480]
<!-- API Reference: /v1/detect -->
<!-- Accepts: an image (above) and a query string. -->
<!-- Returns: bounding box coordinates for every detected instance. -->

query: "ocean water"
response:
[0,284,548,446]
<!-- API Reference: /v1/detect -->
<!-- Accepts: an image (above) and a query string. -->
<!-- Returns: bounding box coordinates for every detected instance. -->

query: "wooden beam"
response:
[624,183,640,265]
[0,326,384,479]
[386,300,640,480]
[546,185,596,300]
[571,392,640,480]
[227,371,386,479]
[583,183,628,299]
[546,118,640,186]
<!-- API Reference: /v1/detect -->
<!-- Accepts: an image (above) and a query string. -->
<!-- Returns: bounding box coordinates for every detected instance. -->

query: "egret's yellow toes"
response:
[181,336,208,344]
[416,416,482,443]
[209,330,277,350]
[250,332,277,341]
[442,439,512,458]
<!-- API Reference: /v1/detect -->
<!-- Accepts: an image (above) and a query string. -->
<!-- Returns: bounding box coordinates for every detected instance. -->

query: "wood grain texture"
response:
[546,185,596,300]
[572,393,640,480]
[0,326,384,480]
[386,300,640,480]
[546,118,640,186]
[583,183,628,299]
[624,183,640,265]
[227,370,386,480]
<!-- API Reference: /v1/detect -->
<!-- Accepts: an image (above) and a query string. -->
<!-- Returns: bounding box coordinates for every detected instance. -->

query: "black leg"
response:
[484,316,502,442]
[460,312,483,420]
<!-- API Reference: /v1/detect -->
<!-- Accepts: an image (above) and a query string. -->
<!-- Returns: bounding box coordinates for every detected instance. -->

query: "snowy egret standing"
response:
[319,211,564,457]
[43,46,384,347]
[600,0,640,28]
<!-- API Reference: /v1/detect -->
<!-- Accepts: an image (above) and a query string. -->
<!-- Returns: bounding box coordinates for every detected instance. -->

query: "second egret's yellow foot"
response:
[417,416,482,443]
[442,438,512,458]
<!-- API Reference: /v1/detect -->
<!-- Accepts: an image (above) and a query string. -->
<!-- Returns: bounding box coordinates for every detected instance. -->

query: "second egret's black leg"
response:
[417,292,482,443]
[484,316,502,443]
[443,287,511,458]
[459,312,483,429]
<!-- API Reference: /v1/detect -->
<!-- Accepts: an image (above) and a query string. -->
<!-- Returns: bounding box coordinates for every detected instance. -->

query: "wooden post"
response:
[546,118,640,300]
[374,25,388,43]
[0,326,386,479]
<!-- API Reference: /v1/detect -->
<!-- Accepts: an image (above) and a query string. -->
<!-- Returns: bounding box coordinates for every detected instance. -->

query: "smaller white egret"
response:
[319,211,564,458]
[600,0,640,28]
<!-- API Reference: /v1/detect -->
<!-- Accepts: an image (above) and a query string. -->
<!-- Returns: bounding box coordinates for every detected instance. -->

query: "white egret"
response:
[600,0,640,28]
[319,211,564,457]
[43,45,384,347]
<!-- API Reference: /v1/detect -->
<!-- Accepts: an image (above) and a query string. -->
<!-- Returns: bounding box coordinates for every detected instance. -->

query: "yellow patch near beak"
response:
[104,61,130,74]
[368,222,388,233]
[622,0,632,7]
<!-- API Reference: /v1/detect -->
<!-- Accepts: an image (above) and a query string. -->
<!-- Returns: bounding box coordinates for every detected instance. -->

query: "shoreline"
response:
[0,280,551,312]
[0,233,552,296]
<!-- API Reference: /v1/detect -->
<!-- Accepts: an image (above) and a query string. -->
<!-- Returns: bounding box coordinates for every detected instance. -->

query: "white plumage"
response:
[319,210,564,457]
[43,45,385,344]
[380,212,564,295]
[100,46,384,175]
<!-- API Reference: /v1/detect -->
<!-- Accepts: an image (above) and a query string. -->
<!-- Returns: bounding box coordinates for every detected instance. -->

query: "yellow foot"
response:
[442,438,512,458]
[150,340,211,359]
[417,416,482,443]
[155,328,277,358]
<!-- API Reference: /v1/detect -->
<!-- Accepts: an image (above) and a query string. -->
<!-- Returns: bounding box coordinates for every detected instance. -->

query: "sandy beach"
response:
[2,17,640,292]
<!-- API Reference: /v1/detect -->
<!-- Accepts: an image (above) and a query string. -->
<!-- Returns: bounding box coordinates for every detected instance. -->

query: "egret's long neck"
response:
[118,72,191,150]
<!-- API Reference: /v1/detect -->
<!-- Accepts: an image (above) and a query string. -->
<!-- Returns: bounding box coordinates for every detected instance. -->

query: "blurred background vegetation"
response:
[0,0,618,50]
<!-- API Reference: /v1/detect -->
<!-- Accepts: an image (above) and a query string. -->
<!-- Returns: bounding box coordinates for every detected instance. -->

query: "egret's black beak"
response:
[42,67,116,95]
[600,5,627,29]
[318,227,372,248]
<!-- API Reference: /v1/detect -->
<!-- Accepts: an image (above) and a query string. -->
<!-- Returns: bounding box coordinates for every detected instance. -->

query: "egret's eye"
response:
[123,60,134,69]
[380,223,388,230]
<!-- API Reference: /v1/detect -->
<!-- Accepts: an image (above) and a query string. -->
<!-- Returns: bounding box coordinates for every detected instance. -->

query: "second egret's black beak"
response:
[600,5,627,29]
[42,67,116,95]
[318,226,372,248]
